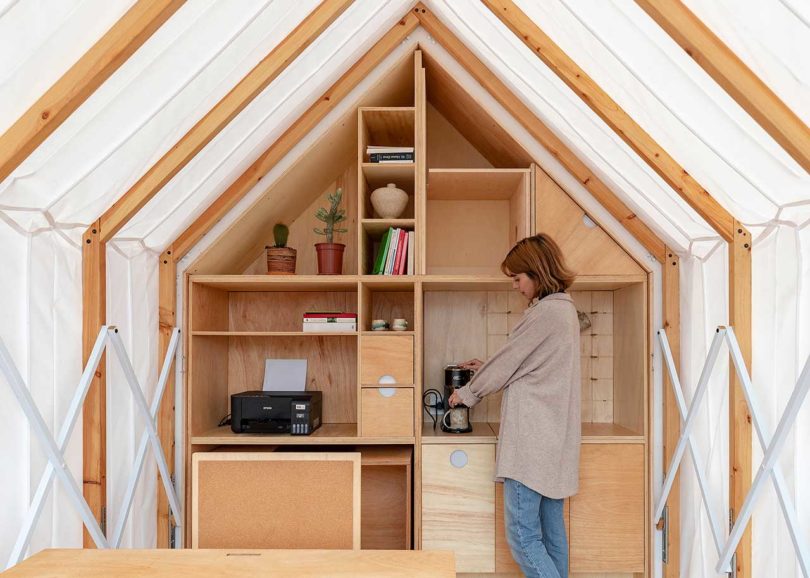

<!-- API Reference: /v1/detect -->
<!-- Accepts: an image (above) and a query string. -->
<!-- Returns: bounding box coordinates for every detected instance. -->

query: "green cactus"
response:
[313,187,348,244]
[272,223,289,248]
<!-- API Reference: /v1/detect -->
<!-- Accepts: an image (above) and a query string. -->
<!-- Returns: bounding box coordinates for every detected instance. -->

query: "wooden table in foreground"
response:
[3,549,456,577]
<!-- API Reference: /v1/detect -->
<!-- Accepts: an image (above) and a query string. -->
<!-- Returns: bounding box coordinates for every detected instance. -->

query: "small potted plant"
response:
[265,223,297,275]
[313,187,348,275]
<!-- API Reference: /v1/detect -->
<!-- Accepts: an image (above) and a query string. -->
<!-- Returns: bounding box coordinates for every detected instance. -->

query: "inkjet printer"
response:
[230,391,322,435]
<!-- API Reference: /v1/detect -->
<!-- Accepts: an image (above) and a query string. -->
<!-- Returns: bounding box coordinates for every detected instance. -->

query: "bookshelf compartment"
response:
[359,282,415,332]
[359,107,416,163]
[361,164,415,220]
[360,223,415,276]
[426,169,530,275]
[229,291,357,333]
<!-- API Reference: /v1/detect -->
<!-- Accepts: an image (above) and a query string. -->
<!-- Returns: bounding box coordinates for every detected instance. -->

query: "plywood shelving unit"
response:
[185,48,651,576]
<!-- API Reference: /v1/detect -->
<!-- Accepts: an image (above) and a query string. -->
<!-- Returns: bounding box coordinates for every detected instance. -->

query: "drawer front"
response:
[360,387,414,437]
[361,335,413,385]
[422,444,495,573]
[570,443,645,573]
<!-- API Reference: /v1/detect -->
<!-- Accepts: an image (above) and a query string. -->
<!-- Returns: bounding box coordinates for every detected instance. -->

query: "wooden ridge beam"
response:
[636,0,810,175]
[171,11,421,260]
[98,0,354,242]
[413,4,666,262]
[0,0,184,184]
[482,0,735,241]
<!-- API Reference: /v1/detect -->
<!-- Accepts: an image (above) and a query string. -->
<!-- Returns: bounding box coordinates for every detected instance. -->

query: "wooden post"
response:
[157,251,176,547]
[730,223,753,577]
[662,248,681,578]
[82,221,106,546]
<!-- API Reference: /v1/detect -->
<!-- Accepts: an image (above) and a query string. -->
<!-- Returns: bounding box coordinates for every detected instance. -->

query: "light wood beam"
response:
[662,248,681,578]
[636,0,810,175]
[156,254,176,547]
[171,12,421,260]
[0,0,184,184]
[412,4,666,262]
[82,221,106,547]
[482,0,735,241]
[730,223,752,578]
[98,0,353,242]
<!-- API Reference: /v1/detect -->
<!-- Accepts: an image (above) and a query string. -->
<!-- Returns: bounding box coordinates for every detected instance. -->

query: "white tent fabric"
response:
[0,0,808,575]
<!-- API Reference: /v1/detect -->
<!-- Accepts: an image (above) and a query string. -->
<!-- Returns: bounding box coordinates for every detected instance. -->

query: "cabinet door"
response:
[570,443,645,573]
[422,444,495,573]
[360,387,414,437]
[361,335,413,385]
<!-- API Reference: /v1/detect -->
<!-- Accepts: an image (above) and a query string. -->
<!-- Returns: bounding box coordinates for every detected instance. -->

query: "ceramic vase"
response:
[370,183,408,218]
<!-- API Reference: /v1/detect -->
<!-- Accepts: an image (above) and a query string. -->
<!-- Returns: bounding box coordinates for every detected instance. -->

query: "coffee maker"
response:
[441,365,473,433]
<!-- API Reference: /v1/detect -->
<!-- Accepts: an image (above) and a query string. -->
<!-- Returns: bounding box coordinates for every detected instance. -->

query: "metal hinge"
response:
[661,505,669,563]
[100,505,107,537]
[169,474,177,549]
[729,509,737,578]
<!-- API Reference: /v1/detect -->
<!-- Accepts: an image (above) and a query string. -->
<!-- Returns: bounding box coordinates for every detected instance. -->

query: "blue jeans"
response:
[503,478,568,578]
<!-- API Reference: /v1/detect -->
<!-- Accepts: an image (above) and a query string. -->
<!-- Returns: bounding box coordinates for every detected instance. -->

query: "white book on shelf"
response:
[384,228,399,275]
[302,322,356,332]
[407,230,414,275]
[366,146,414,153]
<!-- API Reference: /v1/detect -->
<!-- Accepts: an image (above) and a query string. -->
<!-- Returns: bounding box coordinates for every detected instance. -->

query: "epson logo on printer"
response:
[295,404,306,410]
[262,406,273,411]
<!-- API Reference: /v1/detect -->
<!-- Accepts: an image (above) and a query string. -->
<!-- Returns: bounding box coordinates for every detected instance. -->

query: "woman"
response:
[449,233,580,578]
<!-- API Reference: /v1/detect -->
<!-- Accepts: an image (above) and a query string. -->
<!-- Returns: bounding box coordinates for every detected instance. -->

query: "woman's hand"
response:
[457,358,483,371]
[448,389,464,408]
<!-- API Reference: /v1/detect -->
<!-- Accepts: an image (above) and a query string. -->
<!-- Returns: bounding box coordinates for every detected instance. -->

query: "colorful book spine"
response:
[373,228,392,275]
[406,230,414,275]
[395,229,408,274]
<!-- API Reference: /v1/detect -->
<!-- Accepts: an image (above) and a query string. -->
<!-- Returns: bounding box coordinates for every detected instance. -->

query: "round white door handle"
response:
[450,450,468,468]
[378,387,396,398]
[378,374,397,385]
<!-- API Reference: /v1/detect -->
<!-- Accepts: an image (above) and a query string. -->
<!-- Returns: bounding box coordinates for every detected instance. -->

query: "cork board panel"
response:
[228,336,357,423]
[229,291,357,332]
[192,452,360,549]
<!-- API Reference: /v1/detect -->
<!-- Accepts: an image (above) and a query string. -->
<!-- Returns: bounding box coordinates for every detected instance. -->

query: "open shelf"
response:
[192,424,414,446]
[360,282,415,332]
[426,168,531,275]
[362,218,415,236]
[359,107,415,159]
[192,331,358,337]
[421,422,497,444]
[191,423,414,446]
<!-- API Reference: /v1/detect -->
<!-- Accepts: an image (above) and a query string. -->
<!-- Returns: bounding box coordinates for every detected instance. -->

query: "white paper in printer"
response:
[262,359,307,392]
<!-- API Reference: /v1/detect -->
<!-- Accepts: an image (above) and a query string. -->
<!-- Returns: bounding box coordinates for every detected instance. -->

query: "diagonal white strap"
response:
[109,327,181,547]
[655,327,726,525]
[0,333,109,563]
[107,330,182,529]
[657,329,726,557]
[716,329,810,577]
[6,328,110,567]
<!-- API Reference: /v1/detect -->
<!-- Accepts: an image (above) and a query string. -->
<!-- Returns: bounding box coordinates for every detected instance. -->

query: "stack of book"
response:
[366,146,414,163]
[372,227,414,275]
[302,312,357,332]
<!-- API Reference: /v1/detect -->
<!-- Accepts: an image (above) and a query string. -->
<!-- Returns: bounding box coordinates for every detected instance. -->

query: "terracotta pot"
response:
[315,243,345,275]
[266,246,297,275]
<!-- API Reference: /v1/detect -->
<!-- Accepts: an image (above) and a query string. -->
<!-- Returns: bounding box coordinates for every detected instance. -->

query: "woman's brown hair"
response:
[501,233,576,300]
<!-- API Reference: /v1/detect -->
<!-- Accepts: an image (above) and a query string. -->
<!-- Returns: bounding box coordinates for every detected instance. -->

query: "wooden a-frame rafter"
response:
[80,0,354,547]
[413,4,666,264]
[0,0,185,185]
[161,4,671,542]
[483,1,752,576]
[636,0,810,176]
